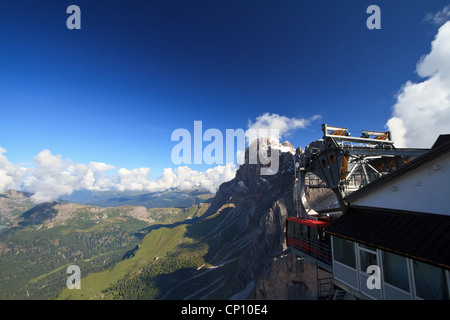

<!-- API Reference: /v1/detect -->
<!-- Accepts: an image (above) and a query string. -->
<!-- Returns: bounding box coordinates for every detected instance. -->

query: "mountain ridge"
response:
[58,188,215,209]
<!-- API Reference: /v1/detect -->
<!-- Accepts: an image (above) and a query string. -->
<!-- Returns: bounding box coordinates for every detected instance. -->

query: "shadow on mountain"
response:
[153,266,200,299]
[132,216,203,240]
[18,202,59,227]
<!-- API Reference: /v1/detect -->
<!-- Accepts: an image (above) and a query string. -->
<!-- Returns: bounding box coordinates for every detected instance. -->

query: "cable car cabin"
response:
[286,216,332,266]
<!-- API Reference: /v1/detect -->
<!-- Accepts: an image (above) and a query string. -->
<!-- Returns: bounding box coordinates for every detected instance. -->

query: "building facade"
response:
[326,135,450,300]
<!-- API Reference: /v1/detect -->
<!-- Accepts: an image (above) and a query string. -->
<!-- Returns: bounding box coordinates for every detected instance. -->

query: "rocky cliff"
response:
[175,139,335,299]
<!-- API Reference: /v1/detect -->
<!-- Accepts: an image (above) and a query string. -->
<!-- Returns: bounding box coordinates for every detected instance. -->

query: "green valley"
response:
[0,190,211,300]
[56,205,236,300]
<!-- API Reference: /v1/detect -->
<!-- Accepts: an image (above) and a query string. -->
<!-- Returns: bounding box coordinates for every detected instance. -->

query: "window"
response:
[330,155,336,164]
[294,222,301,237]
[359,249,377,272]
[358,244,381,299]
[358,243,374,251]
[287,221,301,238]
[358,244,378,271]
[318,228,327,241]
[332,236,356,268]
[413,261,449,300]
[309,226,318,240]
[301,224,308,237]
[383,251,410,292]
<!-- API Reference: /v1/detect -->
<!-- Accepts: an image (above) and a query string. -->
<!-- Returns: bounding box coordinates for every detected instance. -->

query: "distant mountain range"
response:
[58,189,214,209]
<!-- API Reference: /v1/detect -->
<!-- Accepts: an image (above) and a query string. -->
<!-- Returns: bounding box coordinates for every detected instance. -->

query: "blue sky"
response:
[1,0,449,186]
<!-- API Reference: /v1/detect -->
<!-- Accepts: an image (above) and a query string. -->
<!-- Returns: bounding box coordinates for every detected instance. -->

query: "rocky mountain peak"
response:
[205,139,296,218]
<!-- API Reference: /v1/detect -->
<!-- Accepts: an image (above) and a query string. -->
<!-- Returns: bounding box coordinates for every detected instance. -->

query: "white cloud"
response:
[0,148,237,204]
[246,113,320,143]
[115,167,157,192]
[387,21,450,148]
[21,156,73,203]
[21,150,109,203]
[425,5,450,26]
[309,114,322,122]
[152,164,237,194]
[0,147,19,193]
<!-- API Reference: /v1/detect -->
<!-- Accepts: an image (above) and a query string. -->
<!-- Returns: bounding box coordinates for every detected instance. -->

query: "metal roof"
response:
[325,206,450,270]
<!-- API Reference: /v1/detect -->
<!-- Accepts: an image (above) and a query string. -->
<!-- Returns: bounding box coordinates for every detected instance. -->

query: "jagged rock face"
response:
[195,140,302,298]
[231,194,293,292]
[204,139,296,219]
[197,140,335,299]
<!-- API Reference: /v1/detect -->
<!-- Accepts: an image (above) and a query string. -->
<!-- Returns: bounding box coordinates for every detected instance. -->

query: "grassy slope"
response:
[56,206,229,300]
[0,201,209,299]
[0,217,147,299]
[57,224,201,299]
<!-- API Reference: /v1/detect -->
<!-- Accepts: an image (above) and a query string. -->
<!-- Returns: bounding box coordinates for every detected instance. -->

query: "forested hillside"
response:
[0,190,209,299]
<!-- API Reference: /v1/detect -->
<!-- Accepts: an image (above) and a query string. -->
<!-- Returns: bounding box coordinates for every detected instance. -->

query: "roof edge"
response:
[325,206,450,270]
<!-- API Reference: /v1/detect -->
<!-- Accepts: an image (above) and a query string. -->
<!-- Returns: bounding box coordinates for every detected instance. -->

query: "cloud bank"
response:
[386,20,450,148]
[4,149,237,204]
[0,113,314,204]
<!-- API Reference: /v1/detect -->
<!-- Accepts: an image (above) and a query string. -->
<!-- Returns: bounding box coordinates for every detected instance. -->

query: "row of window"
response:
[332,236,450,300]
[287,220,328,242]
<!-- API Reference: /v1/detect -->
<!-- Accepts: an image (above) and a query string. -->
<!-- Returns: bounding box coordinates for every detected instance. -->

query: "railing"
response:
[304,176,327,188]
[286,234,332,267]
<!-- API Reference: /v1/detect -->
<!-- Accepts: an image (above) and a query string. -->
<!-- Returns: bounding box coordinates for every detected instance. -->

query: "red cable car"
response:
[286,215,333,265]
